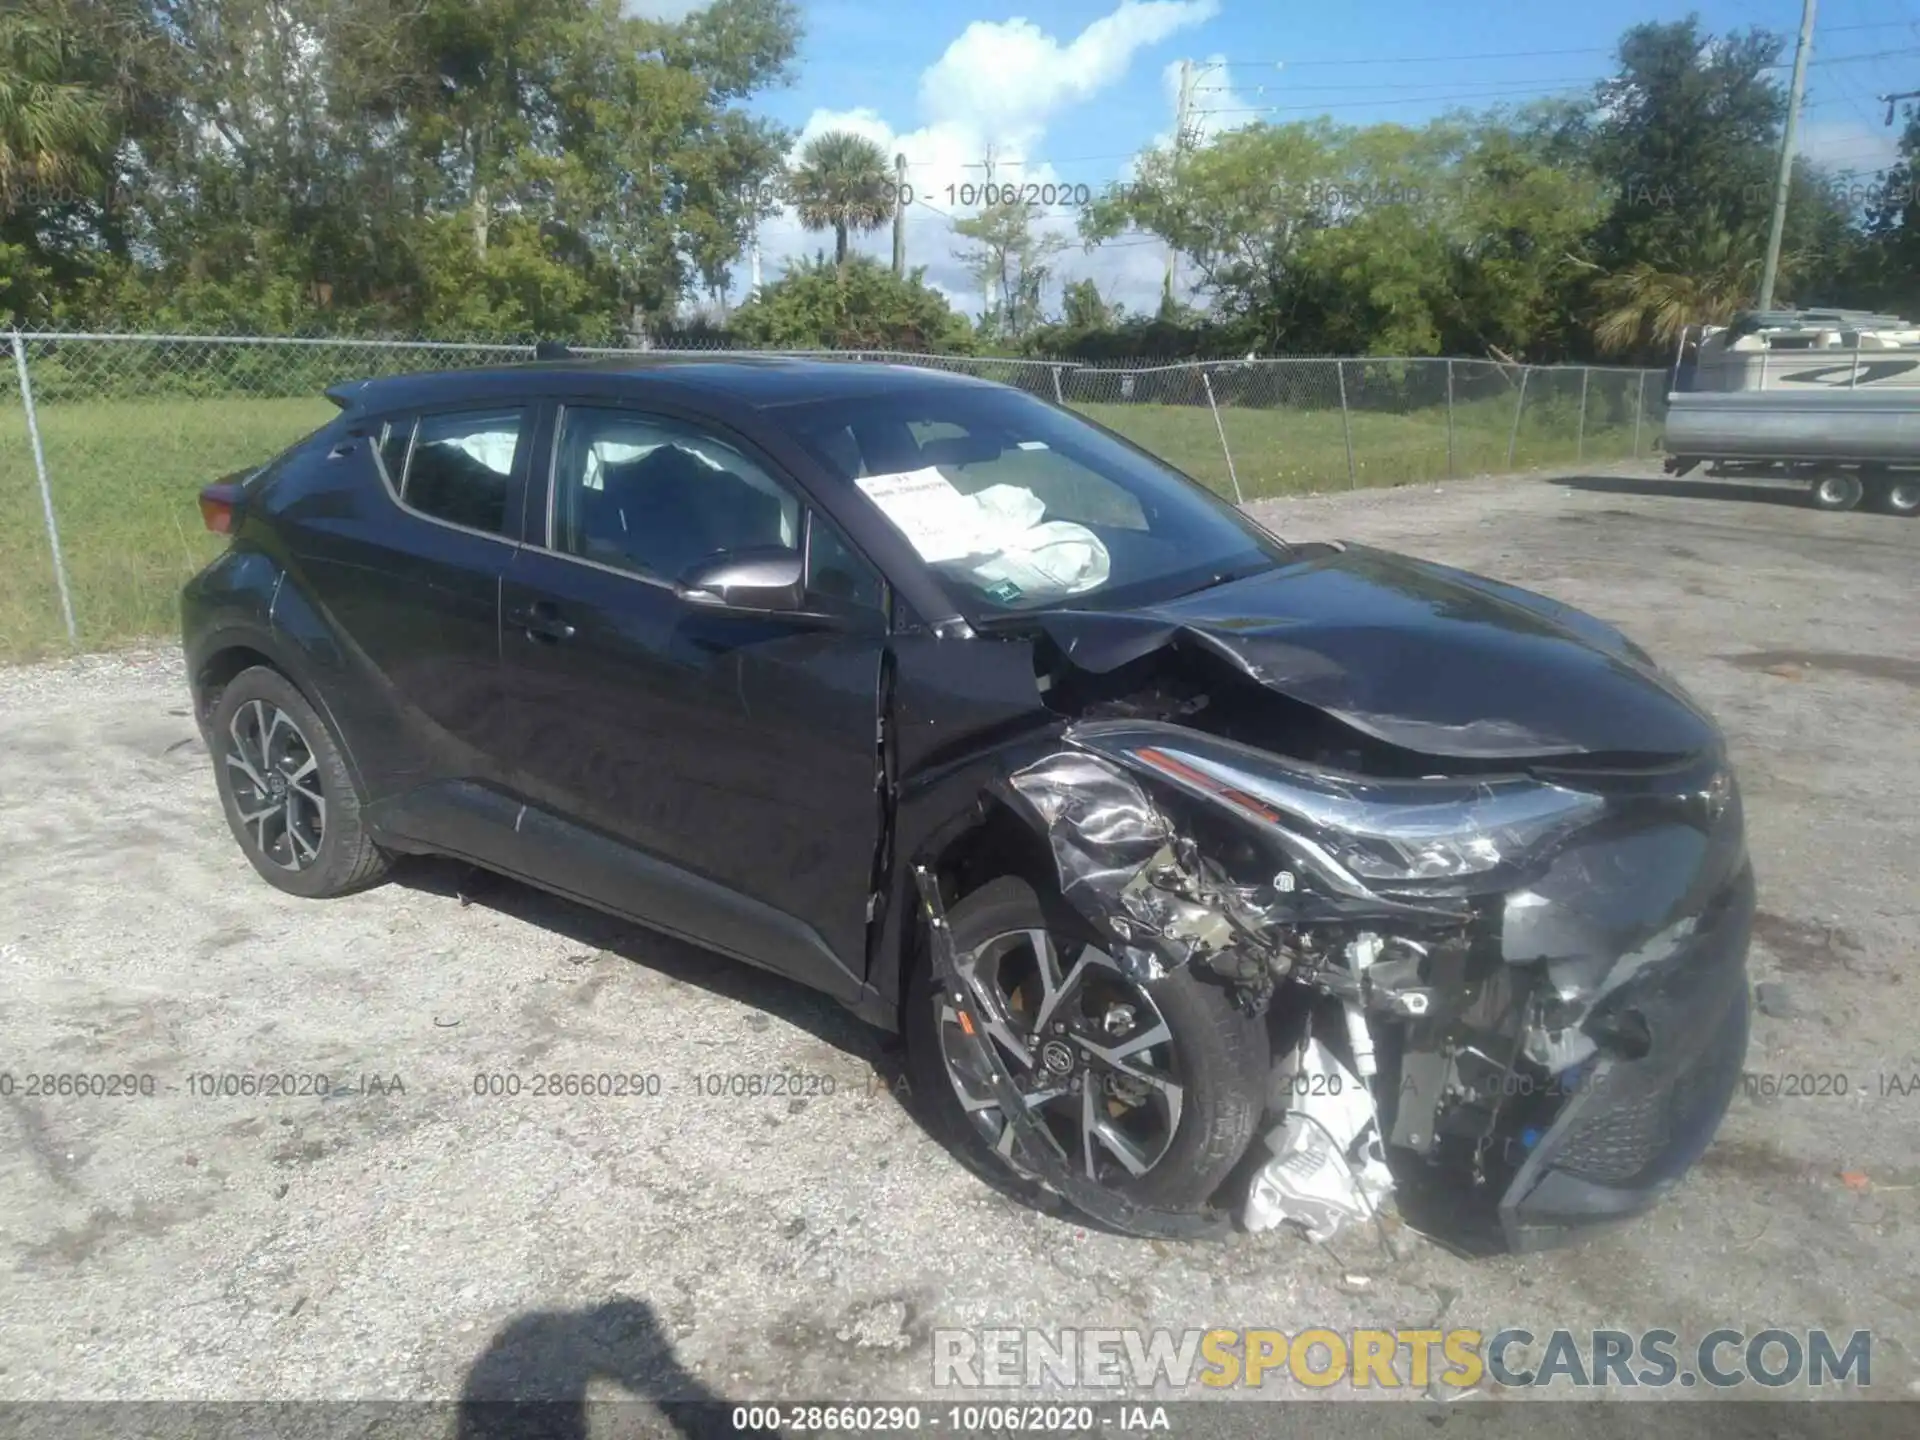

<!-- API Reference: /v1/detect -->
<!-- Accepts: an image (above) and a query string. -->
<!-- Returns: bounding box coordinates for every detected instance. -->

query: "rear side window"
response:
[385,408,526,536]
[378,419,414,482]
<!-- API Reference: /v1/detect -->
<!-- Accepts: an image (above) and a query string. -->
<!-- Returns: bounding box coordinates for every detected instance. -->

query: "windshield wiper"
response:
[1172,561,1273,600]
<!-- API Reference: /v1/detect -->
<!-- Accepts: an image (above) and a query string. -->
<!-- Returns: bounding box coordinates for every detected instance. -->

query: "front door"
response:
[494,401,891,1000]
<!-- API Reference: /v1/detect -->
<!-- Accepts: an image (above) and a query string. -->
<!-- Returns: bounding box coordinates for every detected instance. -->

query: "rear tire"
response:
[1865,473,1920,517]
[208,666,390,899]
[1807,471,1864,512]
[906,875,1269,1214]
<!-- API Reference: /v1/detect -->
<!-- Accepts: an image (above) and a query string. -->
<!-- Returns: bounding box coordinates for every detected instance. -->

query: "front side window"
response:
[786,387,1290,616]
[550,406,802,584]
[391,408,526,536]
[806,513,886,612]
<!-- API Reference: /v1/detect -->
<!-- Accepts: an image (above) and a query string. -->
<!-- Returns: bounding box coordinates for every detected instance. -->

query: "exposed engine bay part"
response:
[910,864,1232,1242]
[1244,1035,1394,1243]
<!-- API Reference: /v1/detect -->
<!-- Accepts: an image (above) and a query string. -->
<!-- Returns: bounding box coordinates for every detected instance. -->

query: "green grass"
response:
[0,391,1647,661]
[1074,395,1645,501]
[1,396,335,659]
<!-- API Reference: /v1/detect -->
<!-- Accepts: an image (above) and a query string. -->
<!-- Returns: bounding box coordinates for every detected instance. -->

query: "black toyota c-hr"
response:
[182,356,1753,1250]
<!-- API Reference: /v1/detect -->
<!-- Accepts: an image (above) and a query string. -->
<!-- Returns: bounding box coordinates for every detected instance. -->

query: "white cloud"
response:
[919,1,1220,147]
[749,0,1219,316]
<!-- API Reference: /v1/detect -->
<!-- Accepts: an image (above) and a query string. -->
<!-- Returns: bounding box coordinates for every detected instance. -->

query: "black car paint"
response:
[183,357,1752,1248]
[1003,545,1720,761]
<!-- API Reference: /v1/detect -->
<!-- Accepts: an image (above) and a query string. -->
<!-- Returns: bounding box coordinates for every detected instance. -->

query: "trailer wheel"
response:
[1808,472,1864,512]
[1865,474,1920,517]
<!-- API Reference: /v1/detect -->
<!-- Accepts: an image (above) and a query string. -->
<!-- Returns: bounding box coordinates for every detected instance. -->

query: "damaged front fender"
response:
[999,748,1289,991]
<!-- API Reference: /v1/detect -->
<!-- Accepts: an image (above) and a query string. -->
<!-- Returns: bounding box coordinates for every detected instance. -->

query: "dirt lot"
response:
[2,463,1917,1408]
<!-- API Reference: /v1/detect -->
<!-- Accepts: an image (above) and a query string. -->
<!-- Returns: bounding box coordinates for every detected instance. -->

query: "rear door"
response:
[269,401,538,806]
[493,399,891,1000]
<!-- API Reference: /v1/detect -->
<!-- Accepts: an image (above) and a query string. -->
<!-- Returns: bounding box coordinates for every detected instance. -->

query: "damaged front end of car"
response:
[976,712,1753,1254]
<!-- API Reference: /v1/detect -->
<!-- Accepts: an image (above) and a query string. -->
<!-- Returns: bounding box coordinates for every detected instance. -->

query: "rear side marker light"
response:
[199,483,243,534]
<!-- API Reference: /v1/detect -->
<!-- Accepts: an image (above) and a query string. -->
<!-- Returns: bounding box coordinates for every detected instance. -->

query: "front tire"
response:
[208,666,390,898]
[906,875,1269,1214]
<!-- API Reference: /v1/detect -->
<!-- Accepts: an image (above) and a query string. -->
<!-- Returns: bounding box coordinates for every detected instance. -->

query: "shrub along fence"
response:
[1,331,1665,658]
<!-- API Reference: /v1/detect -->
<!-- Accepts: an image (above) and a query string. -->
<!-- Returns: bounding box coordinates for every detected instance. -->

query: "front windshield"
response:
[783,384,1290,616]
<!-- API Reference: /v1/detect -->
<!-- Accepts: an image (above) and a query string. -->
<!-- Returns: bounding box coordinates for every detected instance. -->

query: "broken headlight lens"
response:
[1076,724,1605,892]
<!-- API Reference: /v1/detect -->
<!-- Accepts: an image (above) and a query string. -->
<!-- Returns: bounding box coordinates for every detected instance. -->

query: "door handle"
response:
[509,603,576,643]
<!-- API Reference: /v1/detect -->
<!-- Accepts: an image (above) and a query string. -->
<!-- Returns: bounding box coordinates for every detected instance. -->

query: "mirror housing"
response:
[681,548,806,612]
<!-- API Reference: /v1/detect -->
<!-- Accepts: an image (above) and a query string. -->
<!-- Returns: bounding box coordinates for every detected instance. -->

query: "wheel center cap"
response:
[1040,1038,1076,1075]
[268,772,289,800]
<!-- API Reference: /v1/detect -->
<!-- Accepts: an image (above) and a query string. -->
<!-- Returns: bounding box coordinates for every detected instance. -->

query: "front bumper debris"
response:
[989,721,1754,1253]
[1243,1035,1393,1242]
[1496,863,1753,1250]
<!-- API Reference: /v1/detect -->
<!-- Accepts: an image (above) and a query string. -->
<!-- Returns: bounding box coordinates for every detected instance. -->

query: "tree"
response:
[1439,117,1608,360]
[6,0,800,335]
[730,253,971,350]
[1059,278,1119,330]
[952,199,1066,340]
[1848,107,1920,316]
[787,129,892,267]
[1586,213,1784,355]
[0,1,112,208]
[1081,118,1554,356]
[1579,19,1785,277]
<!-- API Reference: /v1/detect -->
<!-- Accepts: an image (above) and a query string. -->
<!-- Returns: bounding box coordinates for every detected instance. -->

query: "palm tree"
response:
[788,131,894,269]
[1590,217,1798,357]
[0,6,111,208]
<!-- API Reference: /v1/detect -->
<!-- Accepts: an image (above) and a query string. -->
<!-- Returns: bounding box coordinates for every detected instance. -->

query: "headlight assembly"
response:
[1071,720,1605,895]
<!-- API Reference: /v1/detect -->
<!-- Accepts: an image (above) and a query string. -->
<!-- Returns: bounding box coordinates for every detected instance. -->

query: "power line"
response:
[1202,43,1919,99]
[1195,84,1592,116]
[1210,20,1914,70]
[1194,75,1615,94]
[1188,48,1920,120]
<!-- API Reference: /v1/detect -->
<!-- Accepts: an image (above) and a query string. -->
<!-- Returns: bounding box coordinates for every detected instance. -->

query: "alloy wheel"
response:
[225,699,326,871]
[935,927,1185,1187]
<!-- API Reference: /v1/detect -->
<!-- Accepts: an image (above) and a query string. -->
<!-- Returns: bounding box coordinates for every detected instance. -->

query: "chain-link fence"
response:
[1,332,1666,658]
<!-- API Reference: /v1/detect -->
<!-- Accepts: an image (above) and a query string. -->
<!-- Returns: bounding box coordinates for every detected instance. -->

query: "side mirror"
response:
[681,548,805,612]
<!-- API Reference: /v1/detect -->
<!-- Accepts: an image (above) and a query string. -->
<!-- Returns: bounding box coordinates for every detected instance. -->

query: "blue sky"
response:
[644,0,1920,312]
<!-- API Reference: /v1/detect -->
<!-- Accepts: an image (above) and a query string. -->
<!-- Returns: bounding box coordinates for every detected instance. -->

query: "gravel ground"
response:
[2,463,1917,1411]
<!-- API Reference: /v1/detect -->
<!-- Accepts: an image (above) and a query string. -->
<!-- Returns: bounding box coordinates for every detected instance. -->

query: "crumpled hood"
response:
[1025,543,1720,761]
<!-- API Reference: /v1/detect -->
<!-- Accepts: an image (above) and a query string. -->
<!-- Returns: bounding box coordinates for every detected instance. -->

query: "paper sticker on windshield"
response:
[984,579,1024,604]
[853,467,995,563]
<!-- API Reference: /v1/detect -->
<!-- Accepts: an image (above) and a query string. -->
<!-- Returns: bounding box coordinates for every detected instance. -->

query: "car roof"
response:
[323,354,1001,414]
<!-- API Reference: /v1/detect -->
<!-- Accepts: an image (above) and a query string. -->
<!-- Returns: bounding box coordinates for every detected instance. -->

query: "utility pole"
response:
[749,231,762,298]
[1166,58,1195,306]
[1758,0,1816,311]
[892,153,908,277]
